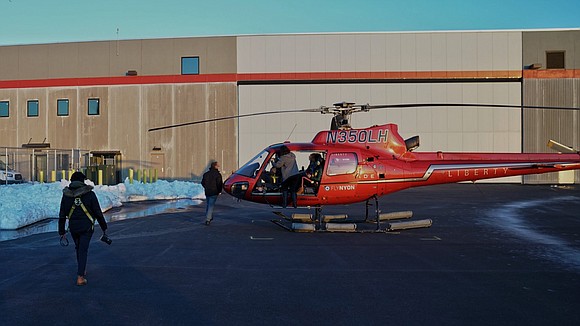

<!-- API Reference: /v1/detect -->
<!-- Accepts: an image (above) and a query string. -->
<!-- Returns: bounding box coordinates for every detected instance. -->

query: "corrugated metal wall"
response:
[523,79,580,183]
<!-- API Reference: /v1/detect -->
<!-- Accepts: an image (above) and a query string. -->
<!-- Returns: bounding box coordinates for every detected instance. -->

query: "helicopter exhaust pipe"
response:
[387,219,432,231]
[379,211,413,221]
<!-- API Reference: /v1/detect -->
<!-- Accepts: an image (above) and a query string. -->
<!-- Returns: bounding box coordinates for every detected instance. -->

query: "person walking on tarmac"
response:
[201,161,223,225]
[58,171,108,286]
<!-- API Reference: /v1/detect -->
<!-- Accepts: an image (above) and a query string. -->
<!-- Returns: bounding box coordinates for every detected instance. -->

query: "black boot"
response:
[291,192,297,208]
[281,190,288,208]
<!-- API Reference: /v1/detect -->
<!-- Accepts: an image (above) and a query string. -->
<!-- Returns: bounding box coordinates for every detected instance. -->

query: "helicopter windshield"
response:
[235,150,270,178]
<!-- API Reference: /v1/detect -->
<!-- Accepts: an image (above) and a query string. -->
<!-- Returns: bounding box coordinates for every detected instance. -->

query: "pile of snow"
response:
[0,178,205,230]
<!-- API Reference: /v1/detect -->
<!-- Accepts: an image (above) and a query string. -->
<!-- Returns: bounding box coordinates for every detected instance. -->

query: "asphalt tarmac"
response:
[1,184,579,326]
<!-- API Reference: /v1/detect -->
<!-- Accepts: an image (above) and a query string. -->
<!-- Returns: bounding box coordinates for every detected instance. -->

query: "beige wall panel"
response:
[173,84,207,179]
[109,40,143,77]
[144,85,174,174]
[279,35,297,72]
[48,43,80,78]
[239,83,522,167]
[142,39,175,75]
[324,34,342,72]
[294,36,310,72]
[77,87,109,149]
[522,30,580,69]
[492,33,509,70]
[400,34,417,71]
[477,33,494,70]
[461,33,478,70]
[47,88,78,148]
[17,89,47,146]
[18,45,49,80]
[446,32,463,71]
[236,36,253,73]
[369,34,387,71]
[237,31,522,75]
[173,37,237,75]
[339,34,357,72]
[431,33,447,71]
[204,37,237,73]
[415,33,432,71]
[310,35,326,72]
[355,34,371,72]
[0,90,18,146]
[109,86,140,166]
[78,42,111,77]
[385,33,402,71]
[265,36,282,73]
[509,32,523,70]
[0,46,20,80]
[206,83,237,176]
[576,34,580,68]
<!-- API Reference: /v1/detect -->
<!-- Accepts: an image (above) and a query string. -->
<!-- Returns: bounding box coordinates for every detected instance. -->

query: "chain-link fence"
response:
[1,147,90,184]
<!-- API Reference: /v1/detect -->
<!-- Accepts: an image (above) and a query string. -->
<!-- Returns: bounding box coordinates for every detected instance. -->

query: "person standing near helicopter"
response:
[201,161,223,225]
[274,145,300,208]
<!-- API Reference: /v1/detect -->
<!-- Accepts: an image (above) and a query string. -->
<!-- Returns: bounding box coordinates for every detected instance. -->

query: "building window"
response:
[57,99,69,116]
[0,101,8,118]
[27,100,39,117]
[181,56,199,75]
[88,98,100,115]
[546,51,565,69]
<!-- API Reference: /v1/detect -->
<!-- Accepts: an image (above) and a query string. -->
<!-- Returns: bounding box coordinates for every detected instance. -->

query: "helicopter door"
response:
[322,152,359,202]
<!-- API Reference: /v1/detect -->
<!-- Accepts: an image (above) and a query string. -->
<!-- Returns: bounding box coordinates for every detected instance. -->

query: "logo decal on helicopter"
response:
[324,185,356,191]
[326,129,389,144]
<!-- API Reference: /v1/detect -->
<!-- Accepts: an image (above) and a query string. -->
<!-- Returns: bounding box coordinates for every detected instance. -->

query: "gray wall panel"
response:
[523,79,580,183]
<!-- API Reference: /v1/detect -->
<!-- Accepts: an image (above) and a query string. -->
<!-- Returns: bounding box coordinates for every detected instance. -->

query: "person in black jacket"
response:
[201,161,223,225]
[58,172,108,286]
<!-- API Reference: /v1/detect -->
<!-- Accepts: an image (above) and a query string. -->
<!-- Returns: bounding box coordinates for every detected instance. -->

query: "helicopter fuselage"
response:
[223,123,580,207]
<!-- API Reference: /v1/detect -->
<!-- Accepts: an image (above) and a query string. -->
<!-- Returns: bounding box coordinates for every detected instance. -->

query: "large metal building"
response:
[0,29,578,183]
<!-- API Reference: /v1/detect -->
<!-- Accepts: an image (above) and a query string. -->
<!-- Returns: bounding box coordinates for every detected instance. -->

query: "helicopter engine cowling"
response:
[311,123,410,159]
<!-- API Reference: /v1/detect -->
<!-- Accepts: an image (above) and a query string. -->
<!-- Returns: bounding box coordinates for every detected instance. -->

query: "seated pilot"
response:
[259,166,281,192]
[302,153,323,193]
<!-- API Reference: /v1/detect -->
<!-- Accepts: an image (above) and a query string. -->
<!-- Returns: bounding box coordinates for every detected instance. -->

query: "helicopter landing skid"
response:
[271,208,432,233]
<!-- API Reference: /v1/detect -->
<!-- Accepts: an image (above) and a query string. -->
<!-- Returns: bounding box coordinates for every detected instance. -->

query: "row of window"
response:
[0,99,100,118]
[0,56,199,118]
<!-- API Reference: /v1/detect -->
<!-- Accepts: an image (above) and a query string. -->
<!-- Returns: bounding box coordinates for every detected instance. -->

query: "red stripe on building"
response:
[0,70,528,89]
[523,70,580,78]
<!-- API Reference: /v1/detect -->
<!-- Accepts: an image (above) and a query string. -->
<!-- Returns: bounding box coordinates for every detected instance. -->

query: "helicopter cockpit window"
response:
[235,150,269,178]
[326,152,357,176]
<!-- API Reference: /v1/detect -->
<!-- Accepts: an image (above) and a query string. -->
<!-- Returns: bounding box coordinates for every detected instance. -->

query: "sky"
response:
[1,0,579,46]
[0,178,204,231]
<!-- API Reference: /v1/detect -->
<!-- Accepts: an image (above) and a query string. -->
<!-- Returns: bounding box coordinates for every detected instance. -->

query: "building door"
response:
[35,154,48,182]
[150,153,165,178]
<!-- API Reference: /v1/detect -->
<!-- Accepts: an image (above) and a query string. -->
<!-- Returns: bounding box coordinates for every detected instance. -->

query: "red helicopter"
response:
[150,102,580,232]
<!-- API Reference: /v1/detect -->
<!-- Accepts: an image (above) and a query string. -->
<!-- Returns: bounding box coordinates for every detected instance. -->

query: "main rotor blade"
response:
[148,108,321,132]
[149,102,580,132]
[364,103,580,111]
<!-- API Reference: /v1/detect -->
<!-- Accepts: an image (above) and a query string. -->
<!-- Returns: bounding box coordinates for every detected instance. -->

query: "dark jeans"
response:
[205,195,218,222]
[72,229,93,276]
